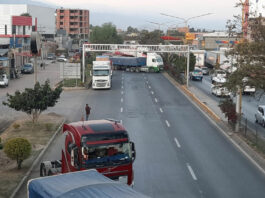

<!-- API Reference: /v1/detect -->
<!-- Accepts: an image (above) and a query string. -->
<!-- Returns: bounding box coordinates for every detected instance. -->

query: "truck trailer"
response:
[40,119,136,186]
[28,169,149,198]
[110,53,164,72]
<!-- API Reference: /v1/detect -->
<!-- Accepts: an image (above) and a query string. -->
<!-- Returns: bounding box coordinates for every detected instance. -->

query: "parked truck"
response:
[28,169,149,198]
[110,53,164,72]
[91,59,112,89]
[40,119,136,186]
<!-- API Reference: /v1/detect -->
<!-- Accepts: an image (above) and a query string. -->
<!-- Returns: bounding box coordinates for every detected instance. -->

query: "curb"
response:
[163,72,265,175]
[10,118,65,198]
[163,72,221,122]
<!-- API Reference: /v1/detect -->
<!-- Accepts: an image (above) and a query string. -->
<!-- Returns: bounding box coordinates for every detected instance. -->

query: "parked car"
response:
[211,76,231,97]
[255,105,265,127]
[21,63,34,74]
[201,66,209,75]
[57,55,67,62]
[211,69,226,82]
[242,77,256,95]
[47,53,56,60]
[0,74,8,87]
[190,68,203,81]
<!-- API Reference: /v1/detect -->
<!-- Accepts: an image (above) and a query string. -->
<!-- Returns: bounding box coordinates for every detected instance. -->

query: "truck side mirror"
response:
[130,142,136,161]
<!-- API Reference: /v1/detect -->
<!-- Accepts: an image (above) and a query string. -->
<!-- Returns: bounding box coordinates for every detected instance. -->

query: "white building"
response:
[0,4,56,37]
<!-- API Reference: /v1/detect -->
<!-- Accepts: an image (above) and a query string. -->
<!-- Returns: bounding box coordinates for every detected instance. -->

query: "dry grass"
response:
[0,113,64,198]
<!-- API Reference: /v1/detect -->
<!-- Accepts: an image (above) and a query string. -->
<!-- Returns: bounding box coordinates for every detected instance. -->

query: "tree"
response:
[219,98,237,123]
[20,13,31,17]
[224,16,265,96]
[4,138,31,169]
[139,30,164,44]
[3,80,62,123]
[90,23,123,44]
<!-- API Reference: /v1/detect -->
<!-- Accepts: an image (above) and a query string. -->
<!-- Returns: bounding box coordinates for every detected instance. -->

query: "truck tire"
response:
[48,170,53,176]
[149,68,154,73]
[40,163,46,177]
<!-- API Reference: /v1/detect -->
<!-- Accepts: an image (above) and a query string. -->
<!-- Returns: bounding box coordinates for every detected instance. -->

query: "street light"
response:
[160,12,213,33]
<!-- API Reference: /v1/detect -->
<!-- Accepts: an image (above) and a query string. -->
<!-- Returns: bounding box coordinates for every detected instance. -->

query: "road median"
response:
[0,113,65,198]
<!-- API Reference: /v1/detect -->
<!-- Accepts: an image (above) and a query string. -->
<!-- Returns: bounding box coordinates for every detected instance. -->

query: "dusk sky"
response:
[35,0,264,31]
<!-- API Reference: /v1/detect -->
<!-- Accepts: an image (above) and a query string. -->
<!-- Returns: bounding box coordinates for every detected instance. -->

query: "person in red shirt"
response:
[85,104,91,121]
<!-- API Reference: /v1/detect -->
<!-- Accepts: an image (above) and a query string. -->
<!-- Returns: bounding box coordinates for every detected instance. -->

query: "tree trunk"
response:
[17,159,23,169]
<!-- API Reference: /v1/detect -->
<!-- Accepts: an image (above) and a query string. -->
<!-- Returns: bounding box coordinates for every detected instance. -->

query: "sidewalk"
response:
[163,72,265,174]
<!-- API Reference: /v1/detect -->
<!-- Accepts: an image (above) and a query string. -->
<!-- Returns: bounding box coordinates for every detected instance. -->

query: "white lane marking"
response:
[120,120,123,124]
[120,107,123,113]
[121,98,123,103]
[165,120,170,127]
[174,137,181,148]
[155,98,158,103]
[146,81,149,84]
[121,91,124,95]
[187,163,197,181]
[121,86,124,89]
[148,86,151,89]
[159,108,163,113]
[151,91,154,95]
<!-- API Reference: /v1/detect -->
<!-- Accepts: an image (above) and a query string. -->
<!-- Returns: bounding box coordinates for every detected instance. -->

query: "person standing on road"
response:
[85,104,91,121]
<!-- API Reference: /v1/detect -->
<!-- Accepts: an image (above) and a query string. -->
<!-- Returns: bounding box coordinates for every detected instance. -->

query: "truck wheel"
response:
[149,68,154,73]
[48,170,53,176]
[40,163,46,176]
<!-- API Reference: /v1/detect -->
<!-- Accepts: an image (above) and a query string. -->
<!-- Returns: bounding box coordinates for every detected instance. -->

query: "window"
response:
[12,25,16,34]
[5,25,7,35]
[60,10,64,13]
[23,26,25,35]
[28,26,30,30]
[60,16,64,19]
[60,22,63,25]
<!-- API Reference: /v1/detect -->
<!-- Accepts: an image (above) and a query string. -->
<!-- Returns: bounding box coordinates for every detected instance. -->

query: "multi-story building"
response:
[56,8,90,39]
[0,4,56,78]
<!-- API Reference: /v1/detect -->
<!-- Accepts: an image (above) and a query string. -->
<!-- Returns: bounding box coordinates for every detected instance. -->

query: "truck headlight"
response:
[118,175,128,184]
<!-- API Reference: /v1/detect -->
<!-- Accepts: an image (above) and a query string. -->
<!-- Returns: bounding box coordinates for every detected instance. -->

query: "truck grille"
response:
[95,80,107,87]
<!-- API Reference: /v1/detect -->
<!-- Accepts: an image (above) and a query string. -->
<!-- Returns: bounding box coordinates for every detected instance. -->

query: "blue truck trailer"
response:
[27,169,150,198]
[109,53,164,72]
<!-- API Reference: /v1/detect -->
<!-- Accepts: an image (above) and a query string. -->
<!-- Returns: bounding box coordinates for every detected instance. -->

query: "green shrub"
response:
[4,138,31,169]
[45,123,53,131]
[0,137,2,150]
[13,123,20,130]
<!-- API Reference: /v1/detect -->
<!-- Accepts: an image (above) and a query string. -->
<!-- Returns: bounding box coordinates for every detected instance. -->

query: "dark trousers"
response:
[86,114,90,121]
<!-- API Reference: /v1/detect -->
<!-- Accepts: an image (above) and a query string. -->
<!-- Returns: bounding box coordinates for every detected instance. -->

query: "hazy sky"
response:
[34,0,264,31]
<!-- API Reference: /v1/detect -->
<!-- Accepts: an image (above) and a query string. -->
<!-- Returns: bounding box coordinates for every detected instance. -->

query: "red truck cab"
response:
[40,119,136,186]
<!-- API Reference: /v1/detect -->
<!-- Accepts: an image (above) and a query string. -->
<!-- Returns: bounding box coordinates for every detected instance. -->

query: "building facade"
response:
[56,8,90,39]
[0,4,56,38]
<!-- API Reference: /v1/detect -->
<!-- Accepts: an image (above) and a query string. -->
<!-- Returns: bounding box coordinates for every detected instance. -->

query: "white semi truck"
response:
[91,60,112,89]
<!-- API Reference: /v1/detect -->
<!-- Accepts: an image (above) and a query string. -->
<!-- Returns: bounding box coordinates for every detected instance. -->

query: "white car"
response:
[211,84,231,97]
[211,77,231,97]
[0,74,9,87]
[57,55,67,62]
[255,105,265,127]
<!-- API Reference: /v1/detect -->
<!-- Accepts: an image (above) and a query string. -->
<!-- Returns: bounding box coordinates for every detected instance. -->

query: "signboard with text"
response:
[60,63,81,79]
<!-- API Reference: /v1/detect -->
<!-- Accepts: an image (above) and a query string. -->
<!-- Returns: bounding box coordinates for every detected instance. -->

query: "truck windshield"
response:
[81,142,132,168]
[156,57,163,63]
[93,70,109,76]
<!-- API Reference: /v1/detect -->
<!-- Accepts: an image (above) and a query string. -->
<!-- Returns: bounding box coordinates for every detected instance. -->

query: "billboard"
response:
[185,33,196,40]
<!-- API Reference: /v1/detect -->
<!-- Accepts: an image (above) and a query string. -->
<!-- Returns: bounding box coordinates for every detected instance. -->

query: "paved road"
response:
[0,60,60,132]
[15,71,265,198]
[190,75,265,135]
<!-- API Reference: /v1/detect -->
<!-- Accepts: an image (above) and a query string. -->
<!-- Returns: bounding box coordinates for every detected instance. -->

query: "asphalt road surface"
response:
[15,71,265,198]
